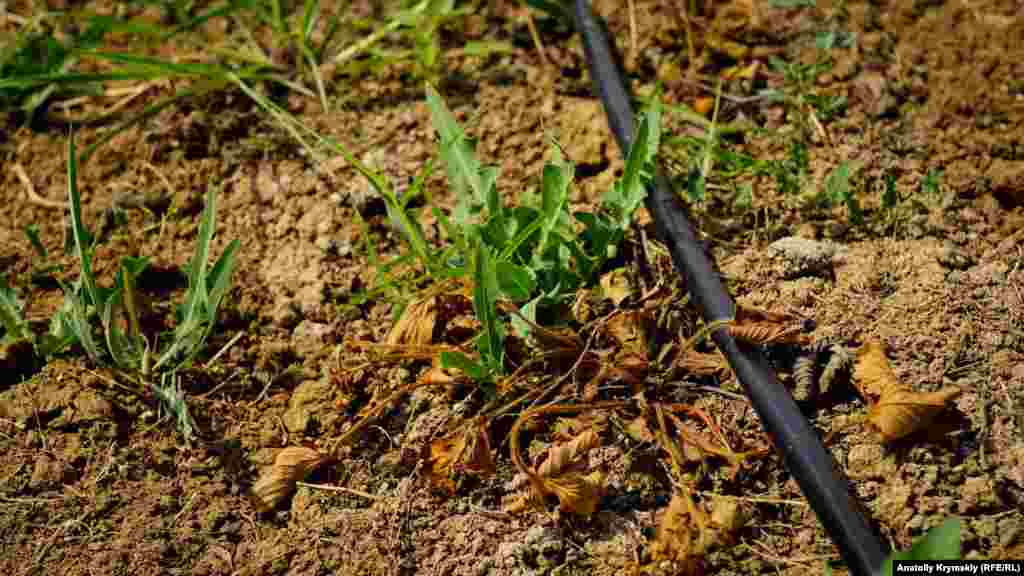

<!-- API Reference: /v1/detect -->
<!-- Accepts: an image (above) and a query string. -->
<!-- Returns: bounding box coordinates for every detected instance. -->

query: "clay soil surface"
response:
[2,1,1023,574]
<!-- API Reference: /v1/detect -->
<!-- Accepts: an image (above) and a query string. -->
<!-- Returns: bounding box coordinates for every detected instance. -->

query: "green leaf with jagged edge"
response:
[472,243,504,375]
[426,84,494,227]
[0,277,29,342]
[882,518,960,576]
[604,98,661,229]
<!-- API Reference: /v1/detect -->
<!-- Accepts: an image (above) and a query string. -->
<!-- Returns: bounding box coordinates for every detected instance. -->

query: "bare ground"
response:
[1,0,1023,575]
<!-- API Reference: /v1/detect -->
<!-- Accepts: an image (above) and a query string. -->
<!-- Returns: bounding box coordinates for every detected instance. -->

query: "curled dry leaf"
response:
[734,304,794,325]
[505,428,605,516]
[854,340,963,442]
[644,491,747,575]
[250,446,332,512]
[599,268,633,306]
[853,340,898,400]
[427,419,495,493]
[869,387,963,443]
[604,310,651,347]
[729,321,808,346]
[386,296,438,346]
[676,349,730,376]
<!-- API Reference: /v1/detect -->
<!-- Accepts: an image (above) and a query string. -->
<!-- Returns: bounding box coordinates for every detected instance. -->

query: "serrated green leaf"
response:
[0,277,29,341]
[495,261,535,301]
[472,243,504,374]
[884,518,960,576]
[439,350,487,381]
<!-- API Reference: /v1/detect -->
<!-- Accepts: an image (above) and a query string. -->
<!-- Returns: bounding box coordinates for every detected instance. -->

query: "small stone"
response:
[768,236,844,279]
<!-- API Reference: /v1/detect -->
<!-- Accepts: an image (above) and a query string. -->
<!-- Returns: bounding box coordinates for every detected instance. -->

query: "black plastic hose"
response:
[572,2,887,574]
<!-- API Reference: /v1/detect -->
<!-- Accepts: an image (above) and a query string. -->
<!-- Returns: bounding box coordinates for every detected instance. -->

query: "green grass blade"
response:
[535,149,574,260]
[57,280,101,362]
[66,135,102,311]
[153,371,197,443]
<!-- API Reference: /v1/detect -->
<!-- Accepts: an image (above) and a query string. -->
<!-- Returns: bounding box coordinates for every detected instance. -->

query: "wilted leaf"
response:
[604,310,650,347]
[855,340,962,442]
[427,419,495,493]
[427,430,465,493]
[250,446,331,512]
[386,296,438,346]
[545,470,605,516]
[729,321,807,345]
[506,428,605,517]
[853,339,898,400]
[599,268,633,306]
[551,414,607,442]
[677,349,730,376]
[625,416,655,443]
[536,428,599,479]
[645,491,747,574]
[734,303,794,324]
[647,491,706,574]
[868,387,962,443]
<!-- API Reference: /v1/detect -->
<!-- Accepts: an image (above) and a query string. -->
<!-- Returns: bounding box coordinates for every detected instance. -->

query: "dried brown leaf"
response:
[599,268,633,306]
[734,304,794,325]
[729,321,807,345]
[604,310,650,346]
[625,416,655,444]
[536,428,600,480]
[855,340,962,442]
[677,349,729,376]
[250,446,331,512]
[646,492,746,574]
[868,386,963,443]
[427,432,465,493]
[647,492,706,574]
[426,420,495,493]
[854,340,900,400]
[386,296,438,346]
[459,420,496,476]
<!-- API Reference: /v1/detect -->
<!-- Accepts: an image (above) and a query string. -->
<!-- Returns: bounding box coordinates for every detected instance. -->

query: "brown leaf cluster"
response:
[505,429,605,516]
[583,311,652,399]
[642,491,747,575]
[426,419,495,493]
[250,446,332,512]
[853,340,962,442]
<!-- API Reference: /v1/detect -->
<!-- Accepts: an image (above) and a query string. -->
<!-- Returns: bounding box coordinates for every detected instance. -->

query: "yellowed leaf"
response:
[646,491,747,574]
[545,470,605,516]
[855,340,962,442]
[869,386,962,443]
[426,419,495,493]
[599,268,633,306]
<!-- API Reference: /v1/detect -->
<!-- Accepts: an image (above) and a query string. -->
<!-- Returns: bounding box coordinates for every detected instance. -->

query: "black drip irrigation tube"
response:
[573,2,888,574]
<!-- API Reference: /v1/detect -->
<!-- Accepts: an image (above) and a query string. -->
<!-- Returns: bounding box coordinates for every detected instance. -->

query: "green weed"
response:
[824,518,960,575]
[402,86,661,385]
[819,161,863,224]
[53,134,238,440]
[921,168,943,196]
